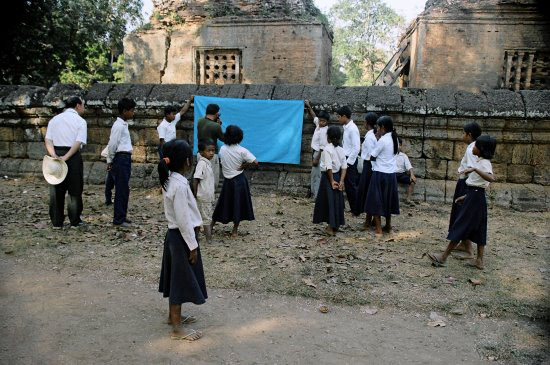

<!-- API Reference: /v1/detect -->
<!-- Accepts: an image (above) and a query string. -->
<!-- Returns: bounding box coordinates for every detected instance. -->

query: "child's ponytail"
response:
[158,142,173,191]
[376,116,399,154]
[391,131,399,155]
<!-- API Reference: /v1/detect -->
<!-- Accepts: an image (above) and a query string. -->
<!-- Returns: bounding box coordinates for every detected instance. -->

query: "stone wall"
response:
[0,83,549,211]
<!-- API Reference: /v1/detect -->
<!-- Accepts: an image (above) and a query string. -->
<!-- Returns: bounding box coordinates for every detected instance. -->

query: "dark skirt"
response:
[365,171,400,217]
[313,171,345,229]
[447,186,487,245]
[396,172,411,185]
[448,178,467,231]
[212,173,255,225]
[355,160,373,215]
[159,229,208,305]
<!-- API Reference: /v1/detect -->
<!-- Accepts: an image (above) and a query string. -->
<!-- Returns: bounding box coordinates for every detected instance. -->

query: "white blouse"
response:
[311,117,328,152]
[320,143,347,173]
[106,117,133,164]
[466,158,493,189]
[458,141,479,179]
[219,144,256,179]
[370,133,397,174]
[156,112,181,143]
[360,129,377,161]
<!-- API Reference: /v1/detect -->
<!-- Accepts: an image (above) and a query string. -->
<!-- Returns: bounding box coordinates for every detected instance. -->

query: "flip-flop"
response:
[182,315,197,324]
[171,329,202,341]
[427,253,446,267]
[451,252,475,260]
[467,262,484,270]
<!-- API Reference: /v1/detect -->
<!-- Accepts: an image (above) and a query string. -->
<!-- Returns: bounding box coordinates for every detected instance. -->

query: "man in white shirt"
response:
[106,98,136,227]
[337,105,361,215]
[44,96,87,229]
[305,100,329,199]
[157,97,193,158]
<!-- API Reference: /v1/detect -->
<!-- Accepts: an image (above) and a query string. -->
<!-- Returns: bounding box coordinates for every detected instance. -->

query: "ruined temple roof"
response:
[422,0,541,16]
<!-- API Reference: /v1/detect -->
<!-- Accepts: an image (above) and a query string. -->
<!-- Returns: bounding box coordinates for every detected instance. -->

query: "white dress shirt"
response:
[219,144,256,179]
[458,141,479,179]
[106,117,133,164]
[371,133,397,173]
[395,152,413,174]
[163,172,202,251]
[156,112,181,143]
[360,129,377,161]
[342,120,360,165]
[45,108,87,147]
[320,143,347,173]
[466,158,493,189]
[193,154,215,202]
[311,117,328,152]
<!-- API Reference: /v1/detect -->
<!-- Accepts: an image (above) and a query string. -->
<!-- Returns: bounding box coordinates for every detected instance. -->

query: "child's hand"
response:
[106,163,112,171]
[305,99,311,107]
[463,167,475,175]
[338,181,345,191]
[455,195,466,204]
[312,158,319,167]
[411,175,417,184]
[331,181,339,190]
[189,249,198,265]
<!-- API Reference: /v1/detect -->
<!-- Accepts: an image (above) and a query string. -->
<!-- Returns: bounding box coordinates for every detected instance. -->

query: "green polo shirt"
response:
[197,117,224,153]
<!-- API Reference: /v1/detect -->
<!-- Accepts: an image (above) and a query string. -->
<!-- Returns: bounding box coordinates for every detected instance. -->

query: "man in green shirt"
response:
[197,104,224,187]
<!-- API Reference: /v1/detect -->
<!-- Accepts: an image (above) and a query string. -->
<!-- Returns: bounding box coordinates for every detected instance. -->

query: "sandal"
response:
[171,329,202,341]
[427,253,446,267]
[166,315,197,325]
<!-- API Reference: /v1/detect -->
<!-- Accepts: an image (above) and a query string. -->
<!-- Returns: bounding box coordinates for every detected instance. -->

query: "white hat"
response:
[42,155,68,185]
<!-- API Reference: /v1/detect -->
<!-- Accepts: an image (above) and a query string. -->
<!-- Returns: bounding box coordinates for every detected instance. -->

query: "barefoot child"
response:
[450,122,482,258]
[428,135,496,270]
[192,139,216,242]
[355,112,378,218]
[395,137,417,201]
[313,125,347,236]
[212,125,258,237]
[364,116,400,235]
[305,100,329,199]
[158,139,207,341]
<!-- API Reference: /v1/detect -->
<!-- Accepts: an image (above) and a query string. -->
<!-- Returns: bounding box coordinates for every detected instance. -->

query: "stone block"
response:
[173,85,199,105]
[249,170,279,186]
[272,85,305,101]
[453,141,467,162]
[492,143,514,164]
[146,146,160,163]
[447,118,481,141]
[82,161,93,183]
[445,180,457,204]
[23,128,44,142]
[195,85,223,98]
[511,184,547,211]
[492,163,508,183]
[366,86,401,112]
[507,164,534,184]
[0,142,9,157]
[129,129,141,146]
[10,142,26,158]
[426,159,447,180]
[19,159,41,175]
[302,85,338,107]
[43,83,84,109]
[0,127,13,141]
[278,172,310,196]
[485,89,525,118]
[425,179,446,203]
[447,160,460,181]
[137,128,159,146]
[511,144,532,165]
[105,84,133,107]
[334,87,369,112]
[426,88,456,116]
[424,117,448,139]
[502,119,532,143]
[456,90,489,116]
[87,162,107,185]
[409,177,426,201]
[0,158,21,175]
[132,146,147,163]
[423,139,453,160]
[479,119,505,142]
[27,142,46,160]
[86,83,114,106]
[80,144,102,161]
[531,144,550,165]
[4,85,48,107]
[217,84,246,99]
[534,165,550,186]
[531,120,550,143]
[400,137,422,158]
[401,88,427,114]
[244,85,274,100]
[393,114,424,138]
[520,90,550,118]
[0,86,21,108]
[486,183,512,209]
[147,84,180,106]
[409,158,426,179]
[88,127,110,145]
[125,84,155,107]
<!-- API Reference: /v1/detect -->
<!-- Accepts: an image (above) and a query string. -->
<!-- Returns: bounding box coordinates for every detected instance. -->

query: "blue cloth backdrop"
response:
[193,96,304,165]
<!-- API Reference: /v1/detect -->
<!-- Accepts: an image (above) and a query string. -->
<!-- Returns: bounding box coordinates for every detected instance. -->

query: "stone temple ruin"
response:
[376,0,550,93]
[124,0,332,85]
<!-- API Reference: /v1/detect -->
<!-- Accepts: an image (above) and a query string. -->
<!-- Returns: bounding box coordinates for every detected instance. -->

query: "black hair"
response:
[224,125,243,145]
[464,122,482,140]
[475,135,496,160]
[336,106,352,119]
[163,105,178,116]
[317,110,330,122]
[326,125,342,147]
[65,96,83,109]
[206,104,220,115]
[377,116,399,155]
[198,138,215,152]
[365,112,379,128]
[397,136,403,145]
[158,139,193,191]
[118,98,136,115]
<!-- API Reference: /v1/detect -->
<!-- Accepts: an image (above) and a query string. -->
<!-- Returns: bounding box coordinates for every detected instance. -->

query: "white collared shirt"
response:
[395,152,413,174]
[371,133,397,173]
[342,120,360,165]
[360,129,377,161]
[193,154,215,201]
[311,117,328,152]
[219,144,256,179]
[45,108,87,147]
[320,143,347,173]
[163,172,202,251]
[106,117,133,164]
[466,158,493,189]
[458,141,479,179]
[156,112,181,143]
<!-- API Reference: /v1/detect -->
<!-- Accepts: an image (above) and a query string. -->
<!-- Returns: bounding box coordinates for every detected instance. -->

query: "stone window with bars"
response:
[501,50,550,91]
[195,49,242,85]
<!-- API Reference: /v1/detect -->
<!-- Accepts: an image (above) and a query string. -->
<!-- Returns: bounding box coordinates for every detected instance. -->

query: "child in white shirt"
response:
[395,137,417,201]
[305,100,329,199]
[157,97,193,158]
[192,139,216,242]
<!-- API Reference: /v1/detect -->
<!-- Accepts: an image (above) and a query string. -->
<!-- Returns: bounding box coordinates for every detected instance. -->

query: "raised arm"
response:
[179,96,194,116]
[304,100,317,120]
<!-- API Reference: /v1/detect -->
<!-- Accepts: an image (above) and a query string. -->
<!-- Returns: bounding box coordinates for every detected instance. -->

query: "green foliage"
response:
[329,0,405,86]
[113,55,126,83]
[0,0,143,86]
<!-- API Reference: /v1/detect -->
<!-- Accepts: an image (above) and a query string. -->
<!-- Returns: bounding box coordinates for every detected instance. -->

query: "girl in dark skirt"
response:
[313,125,347,236]
[428,135,496,270]
[158,139,207,341]
[364,116,400,235]
[449,122,482,258]
[212,125,258,238]
[355,112,378,221]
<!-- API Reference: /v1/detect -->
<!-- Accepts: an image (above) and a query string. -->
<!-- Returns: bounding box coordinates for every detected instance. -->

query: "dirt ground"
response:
[0,178,549,364]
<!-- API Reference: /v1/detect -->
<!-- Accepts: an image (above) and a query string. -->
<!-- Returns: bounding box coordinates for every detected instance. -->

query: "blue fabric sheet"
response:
[193,96,304,165]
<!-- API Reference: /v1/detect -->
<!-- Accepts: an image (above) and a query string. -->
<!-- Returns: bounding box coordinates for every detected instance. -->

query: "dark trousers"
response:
[112,153,132,225]
[105,170,115,203]
[344,158,359,214]
[49,147,83,227]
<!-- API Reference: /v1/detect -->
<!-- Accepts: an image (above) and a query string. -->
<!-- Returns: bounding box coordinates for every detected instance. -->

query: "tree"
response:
[0,0,143,87]
[329,0,405,86]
